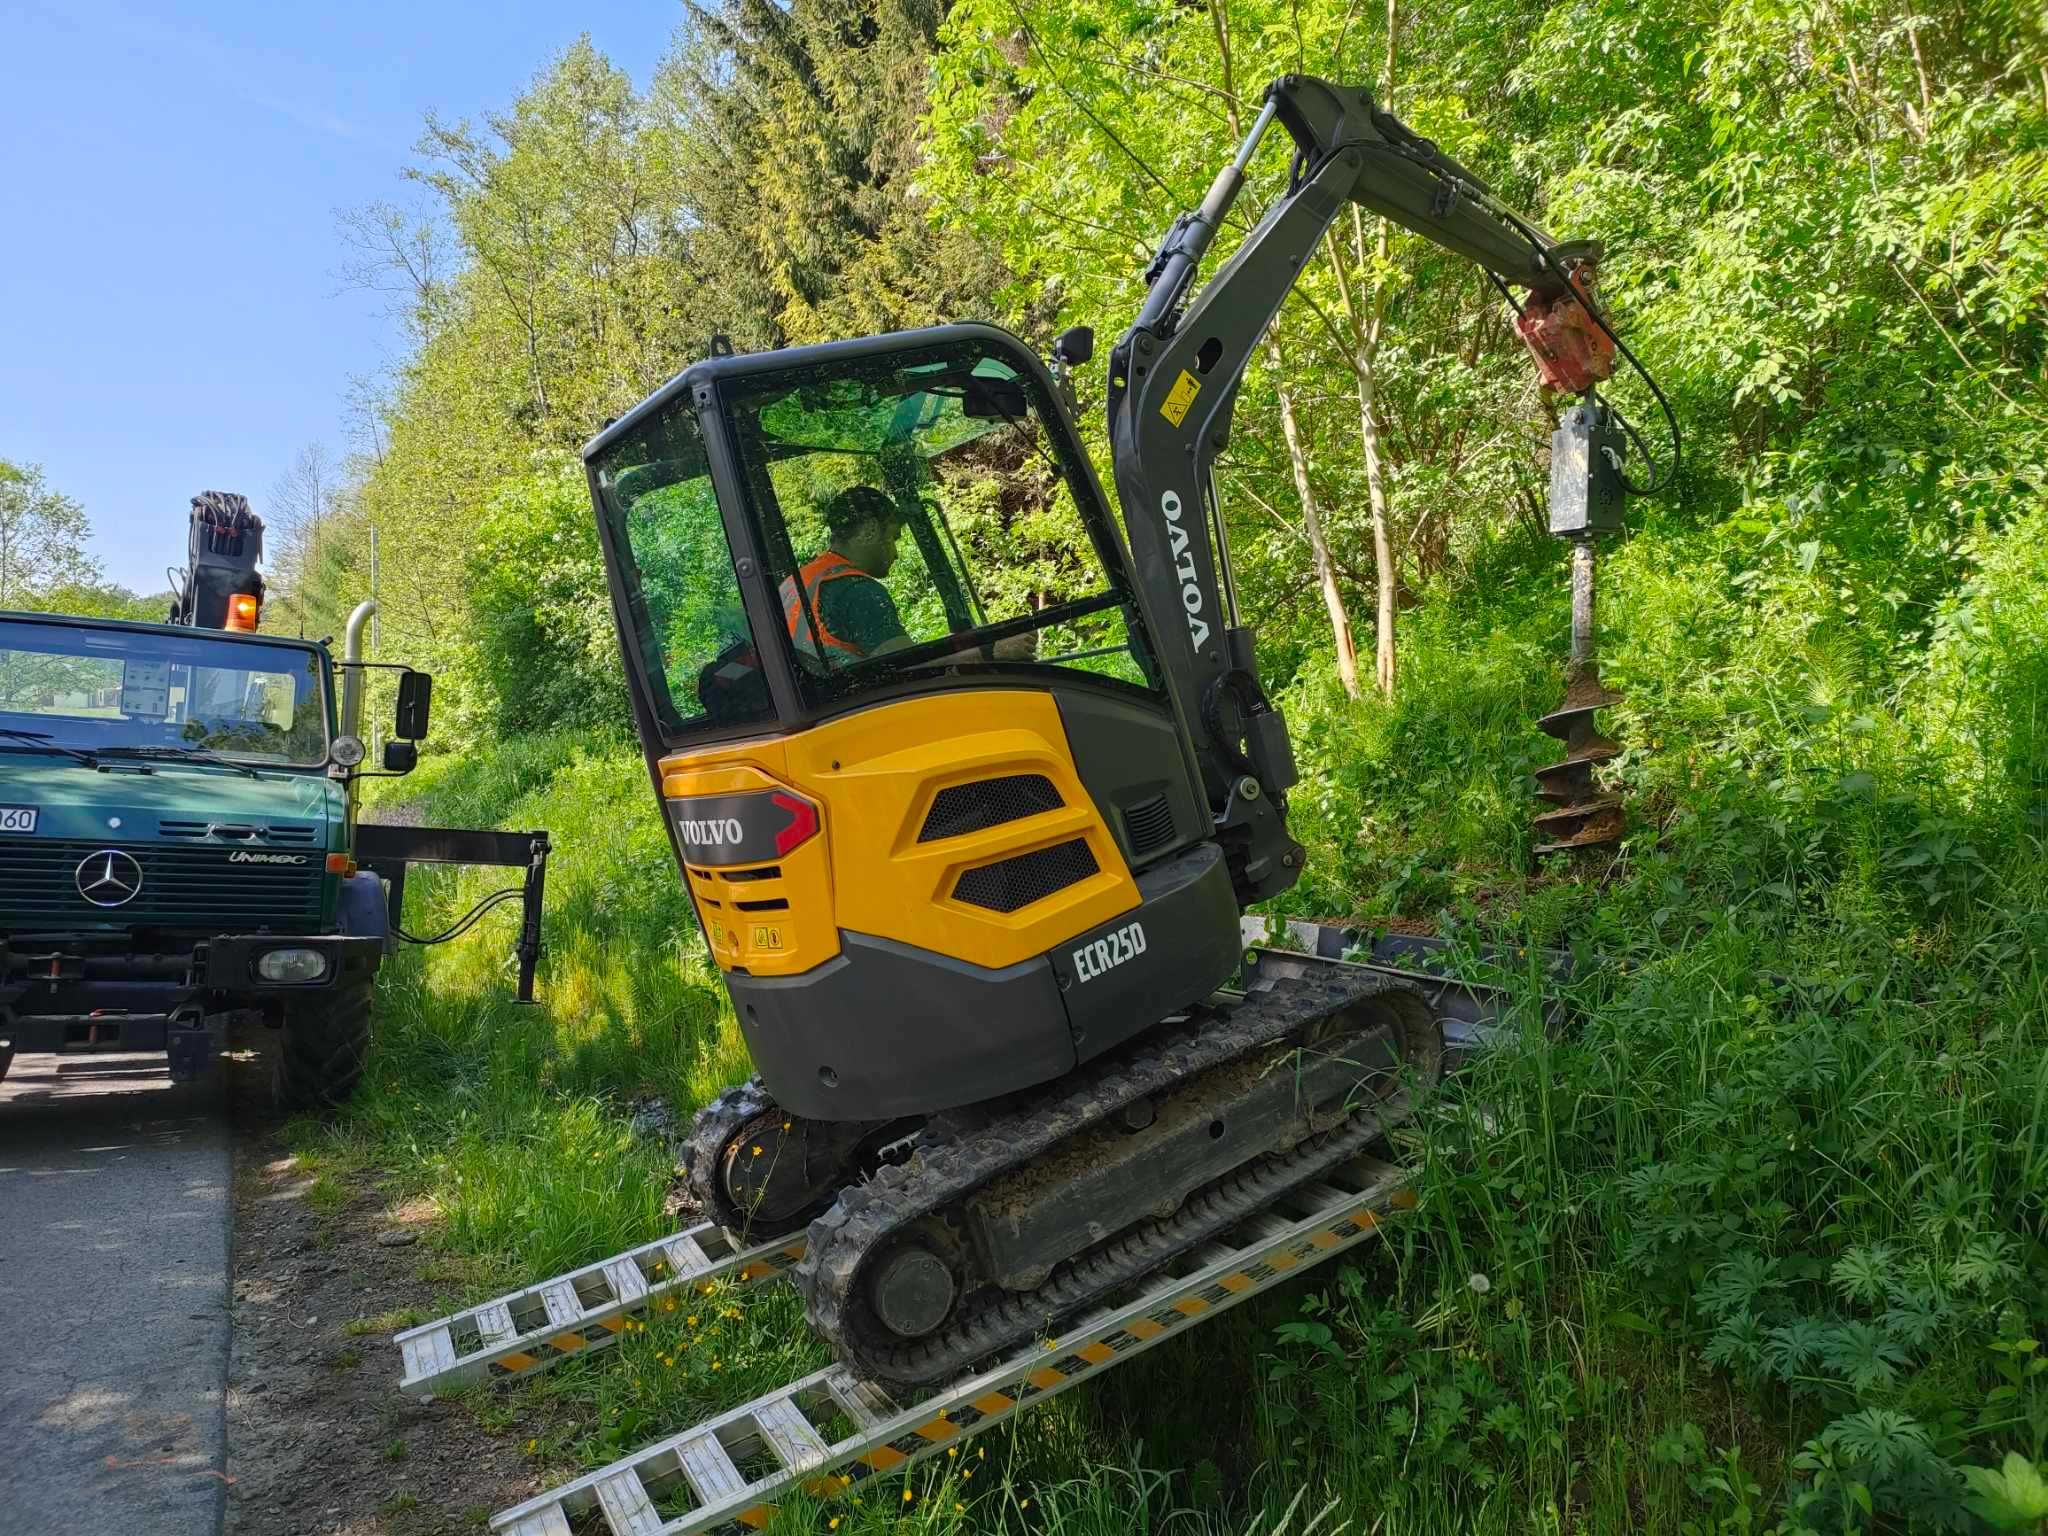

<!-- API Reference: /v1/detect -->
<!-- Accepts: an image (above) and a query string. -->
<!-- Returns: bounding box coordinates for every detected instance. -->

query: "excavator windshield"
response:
[591,333,1160,739]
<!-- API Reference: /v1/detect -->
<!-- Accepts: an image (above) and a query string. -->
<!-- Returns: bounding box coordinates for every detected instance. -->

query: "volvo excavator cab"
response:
[586,74,1642,1390]
[589,327,1246,1126]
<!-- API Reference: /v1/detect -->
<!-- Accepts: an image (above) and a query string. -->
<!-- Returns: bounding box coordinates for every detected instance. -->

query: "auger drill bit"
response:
[1533,538,1624,859]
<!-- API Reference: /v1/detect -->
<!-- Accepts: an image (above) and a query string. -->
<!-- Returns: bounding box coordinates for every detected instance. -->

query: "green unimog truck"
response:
[0,493,547,1106]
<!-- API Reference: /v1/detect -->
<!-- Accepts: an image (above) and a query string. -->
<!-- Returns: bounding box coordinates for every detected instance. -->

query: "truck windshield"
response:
[0,620,329,767]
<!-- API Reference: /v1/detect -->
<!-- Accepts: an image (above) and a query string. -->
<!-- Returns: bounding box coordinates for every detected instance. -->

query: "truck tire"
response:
[274,975,375,1110]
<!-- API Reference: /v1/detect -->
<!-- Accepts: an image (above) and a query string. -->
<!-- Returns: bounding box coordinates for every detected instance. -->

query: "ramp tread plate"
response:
[752,1397,829,1473]
[594,1468,663,1536]
[678,1433,746,1504]
[475,1301,516,1348]
[539,1280,582,1328]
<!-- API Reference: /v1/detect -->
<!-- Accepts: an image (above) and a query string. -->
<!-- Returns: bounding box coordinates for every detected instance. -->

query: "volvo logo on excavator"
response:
[1160,490,1211,653]
[668,789,820,867]
[678,817,745,847]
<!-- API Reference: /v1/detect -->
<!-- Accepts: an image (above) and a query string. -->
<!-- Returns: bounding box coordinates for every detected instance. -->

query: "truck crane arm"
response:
[1104,74,1611,903]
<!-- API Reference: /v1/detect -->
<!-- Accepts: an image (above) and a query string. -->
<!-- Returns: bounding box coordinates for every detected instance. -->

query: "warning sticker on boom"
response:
[1159,369,1202,426]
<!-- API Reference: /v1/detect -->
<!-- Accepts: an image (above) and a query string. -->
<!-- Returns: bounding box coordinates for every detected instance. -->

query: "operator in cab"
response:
[783,485,1034,663]
[781,486,913,661]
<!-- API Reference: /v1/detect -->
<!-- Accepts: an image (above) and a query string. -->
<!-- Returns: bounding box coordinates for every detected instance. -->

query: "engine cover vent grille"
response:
[952,838,1100,913]
[1119,793,1176,858]
[158,819,320,845]
[918,774,1063,843]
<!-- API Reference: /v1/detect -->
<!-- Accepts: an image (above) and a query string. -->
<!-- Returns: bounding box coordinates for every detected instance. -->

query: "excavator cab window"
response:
[591,408,775,734]
[723,339,1159,709]
[592,332,1165,743]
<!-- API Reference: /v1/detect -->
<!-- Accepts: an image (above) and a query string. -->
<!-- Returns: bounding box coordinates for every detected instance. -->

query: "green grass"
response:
[312,613,2048,1534]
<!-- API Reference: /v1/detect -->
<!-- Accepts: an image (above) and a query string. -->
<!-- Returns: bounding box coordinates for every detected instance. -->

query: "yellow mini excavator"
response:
[581,76,1640,1390]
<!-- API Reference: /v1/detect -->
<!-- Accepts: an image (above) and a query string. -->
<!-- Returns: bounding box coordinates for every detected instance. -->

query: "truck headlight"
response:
[256,947,329,983]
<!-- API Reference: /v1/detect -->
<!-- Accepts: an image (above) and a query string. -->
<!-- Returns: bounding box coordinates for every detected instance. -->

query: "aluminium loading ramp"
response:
[396,922,1534,1401]
[489,1155,1412,1536]
[395,1222,807,1396]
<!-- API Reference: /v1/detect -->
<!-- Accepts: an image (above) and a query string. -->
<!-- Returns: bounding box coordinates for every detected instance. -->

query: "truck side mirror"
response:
[381,740,418,774]
[394,670,432,740]
[1053,326,1095,366]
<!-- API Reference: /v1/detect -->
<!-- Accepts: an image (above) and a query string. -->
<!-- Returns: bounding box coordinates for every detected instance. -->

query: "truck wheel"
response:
[274,975,375,1110]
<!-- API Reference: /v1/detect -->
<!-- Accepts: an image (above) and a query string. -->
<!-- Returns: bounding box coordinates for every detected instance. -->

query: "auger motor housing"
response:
[1548,399,1628,537]
[171,490,266,630]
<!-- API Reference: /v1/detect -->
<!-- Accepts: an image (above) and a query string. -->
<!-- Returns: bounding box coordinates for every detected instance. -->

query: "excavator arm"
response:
[1105,74,1602,903]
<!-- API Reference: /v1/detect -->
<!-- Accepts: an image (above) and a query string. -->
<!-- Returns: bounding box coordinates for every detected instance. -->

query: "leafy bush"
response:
[451,459,630,741]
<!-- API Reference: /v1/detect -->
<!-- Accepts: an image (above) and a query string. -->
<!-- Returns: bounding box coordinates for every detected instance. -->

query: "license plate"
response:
[0,805,37,833]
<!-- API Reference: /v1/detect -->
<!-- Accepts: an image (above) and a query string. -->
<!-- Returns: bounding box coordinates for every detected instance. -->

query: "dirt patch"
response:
[224,1129,544,1535]
[1312,912,1441,938]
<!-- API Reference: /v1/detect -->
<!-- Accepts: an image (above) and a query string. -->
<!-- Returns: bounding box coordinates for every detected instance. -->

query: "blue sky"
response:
[2,0,676,592]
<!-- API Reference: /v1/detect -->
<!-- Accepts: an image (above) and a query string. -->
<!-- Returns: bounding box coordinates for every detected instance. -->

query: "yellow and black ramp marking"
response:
[395,1221,808,1398]
[489,1156,1412,1536]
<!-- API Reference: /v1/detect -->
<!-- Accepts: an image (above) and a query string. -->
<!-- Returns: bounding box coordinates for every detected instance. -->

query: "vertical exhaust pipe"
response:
[340,600,376,828]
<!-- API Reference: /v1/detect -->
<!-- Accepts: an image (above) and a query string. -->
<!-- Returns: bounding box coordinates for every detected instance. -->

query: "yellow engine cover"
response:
[660,690,1140,977]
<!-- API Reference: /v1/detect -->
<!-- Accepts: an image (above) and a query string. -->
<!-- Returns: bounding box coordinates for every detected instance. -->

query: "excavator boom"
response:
[1107,74,1599,903]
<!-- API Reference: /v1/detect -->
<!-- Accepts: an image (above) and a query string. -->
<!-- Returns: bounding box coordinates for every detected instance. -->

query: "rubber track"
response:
[797,968,1420,1389]
[682,1078,790,1238]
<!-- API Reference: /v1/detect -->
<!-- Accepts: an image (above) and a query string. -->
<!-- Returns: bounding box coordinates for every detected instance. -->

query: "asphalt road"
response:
[0,1052,231,1536]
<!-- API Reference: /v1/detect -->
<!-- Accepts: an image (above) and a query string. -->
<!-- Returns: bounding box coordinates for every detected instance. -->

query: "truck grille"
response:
[0,837,323,930]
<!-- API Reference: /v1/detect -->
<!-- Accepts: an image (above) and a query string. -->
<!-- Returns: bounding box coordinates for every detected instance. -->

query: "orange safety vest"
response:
[779,550,870,659]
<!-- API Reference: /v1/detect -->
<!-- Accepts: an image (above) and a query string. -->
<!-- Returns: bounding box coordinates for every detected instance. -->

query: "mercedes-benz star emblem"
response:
[76,849,145,907]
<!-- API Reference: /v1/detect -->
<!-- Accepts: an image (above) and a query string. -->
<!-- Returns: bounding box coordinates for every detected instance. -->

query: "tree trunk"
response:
[1267,332,1361,698]
[1358,328,1398,695]
[1325,218,1398,697]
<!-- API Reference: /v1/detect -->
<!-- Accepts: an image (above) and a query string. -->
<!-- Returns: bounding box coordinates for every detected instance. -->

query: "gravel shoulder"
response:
[0,1054,231,1536]
[223,1126,544,1536]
